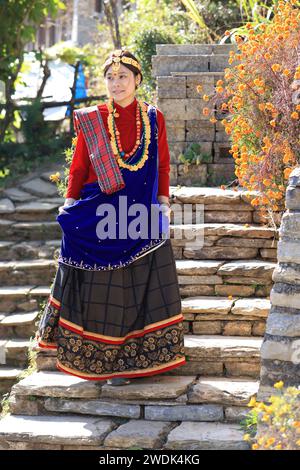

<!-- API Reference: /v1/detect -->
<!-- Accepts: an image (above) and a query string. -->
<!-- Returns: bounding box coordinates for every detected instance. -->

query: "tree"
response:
[0,0,65,142]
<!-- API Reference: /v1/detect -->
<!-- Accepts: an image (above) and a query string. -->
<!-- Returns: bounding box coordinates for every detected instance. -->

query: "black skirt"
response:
[37,238,186,380]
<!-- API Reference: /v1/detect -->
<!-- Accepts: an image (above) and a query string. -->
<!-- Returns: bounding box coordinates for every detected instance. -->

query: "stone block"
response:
[223,321,252,336]
[193,321,222,335]
[207,163,236,186]
[285,186,300,210]
[157,76,186,98]
[272,263,300,285]
[186,74,215,99]
[280,212,300,240]
[104,419,173,449]
[270,283,300,310]
[144,404,224,421]
[177,164,207,186]
[277,240,300,264]
[152,55,209,77]
[156,44,214,55]
[209,55,231,72]
[213,142,233,163]
[165,421,249,450]
[252,321,266,336]
[204,211,252,224]
[165,120,185,142]
[186,120,215,142]
[157,99,186,120]
[265,311,300,337]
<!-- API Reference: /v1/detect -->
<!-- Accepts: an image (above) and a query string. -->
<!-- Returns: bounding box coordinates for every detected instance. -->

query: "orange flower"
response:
[203,107,210,116]
[291,111,299,120]
[284,168,293,179]
[271,63,281,72]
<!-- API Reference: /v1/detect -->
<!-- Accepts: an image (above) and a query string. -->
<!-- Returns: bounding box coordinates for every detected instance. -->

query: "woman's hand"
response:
[58,198,77,215]
[158,195,171,223]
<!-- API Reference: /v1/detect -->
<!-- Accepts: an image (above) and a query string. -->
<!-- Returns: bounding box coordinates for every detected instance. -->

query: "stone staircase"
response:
[0,174,279,449]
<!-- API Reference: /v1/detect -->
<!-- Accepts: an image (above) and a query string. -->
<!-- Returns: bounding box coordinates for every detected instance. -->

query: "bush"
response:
[244,381,300,450]
[201,0,300,216]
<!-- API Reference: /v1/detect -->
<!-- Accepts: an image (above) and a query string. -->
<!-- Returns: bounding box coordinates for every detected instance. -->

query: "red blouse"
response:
[66,97,170,199]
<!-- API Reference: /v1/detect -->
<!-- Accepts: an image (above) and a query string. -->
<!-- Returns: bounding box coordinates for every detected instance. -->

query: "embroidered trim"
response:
[57,355,186,381]
[59,313,184,344]
[57,238,168,271]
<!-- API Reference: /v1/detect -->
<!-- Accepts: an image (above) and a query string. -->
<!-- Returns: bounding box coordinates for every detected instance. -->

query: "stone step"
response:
[0,367,24,395]
[0,260,56,286]
[0,198,63,222]
[0,240,61,261]
[8,371,258,425]
[0,220,61,241]
[0,220,277,246]
[177,259,275,298]
[0,311,39,339]
[182,296,269,336]
[0,338,31,367]
[0,286,50,312]
[156,44,236,56]
[0,414,249,450]
[35,335,262,379]
[152,54,231,77]
[0,257,275,296]
[172,223,277,262]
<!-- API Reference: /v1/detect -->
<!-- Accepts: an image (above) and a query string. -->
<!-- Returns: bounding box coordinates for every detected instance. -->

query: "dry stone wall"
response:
[259,166,300,400]
[152,44,237,187]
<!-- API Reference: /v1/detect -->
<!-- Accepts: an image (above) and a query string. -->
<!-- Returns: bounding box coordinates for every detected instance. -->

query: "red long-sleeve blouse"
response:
[66,97,170,199]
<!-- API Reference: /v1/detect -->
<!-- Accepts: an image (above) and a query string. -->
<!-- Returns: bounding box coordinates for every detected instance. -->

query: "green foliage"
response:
[0,393,11,418]
[220,0,278,42]
[0,100,70,191]
[132,29,178,99]
[240,407,258,438]
[0,0,65,81]
[179,143,211,164]
[54,137,77,198]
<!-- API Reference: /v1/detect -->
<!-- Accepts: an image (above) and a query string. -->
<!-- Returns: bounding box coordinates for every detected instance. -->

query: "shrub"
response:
[200,0,300,217]
[244,381,300,450]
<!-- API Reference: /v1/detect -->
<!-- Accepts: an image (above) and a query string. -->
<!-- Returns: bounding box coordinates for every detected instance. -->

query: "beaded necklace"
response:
[107,97,151,171]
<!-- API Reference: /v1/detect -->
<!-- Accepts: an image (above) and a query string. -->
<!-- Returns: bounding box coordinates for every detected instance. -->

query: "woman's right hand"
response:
[58,198,77,215]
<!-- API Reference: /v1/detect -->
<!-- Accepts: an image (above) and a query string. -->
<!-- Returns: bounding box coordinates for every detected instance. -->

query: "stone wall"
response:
[152,44,237,187]
[258,166,300,400]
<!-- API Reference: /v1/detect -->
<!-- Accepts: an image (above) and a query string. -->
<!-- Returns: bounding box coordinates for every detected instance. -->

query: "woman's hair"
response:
[103,49,143,89]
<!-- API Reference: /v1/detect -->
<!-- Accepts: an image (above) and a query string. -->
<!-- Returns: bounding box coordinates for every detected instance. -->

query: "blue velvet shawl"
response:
[56,104,169,271]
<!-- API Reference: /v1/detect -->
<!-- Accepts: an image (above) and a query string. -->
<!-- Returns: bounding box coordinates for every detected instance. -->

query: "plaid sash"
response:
[73,105,125,195]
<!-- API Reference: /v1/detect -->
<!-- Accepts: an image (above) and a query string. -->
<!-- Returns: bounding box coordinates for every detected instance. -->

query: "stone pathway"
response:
[0,165,280,449]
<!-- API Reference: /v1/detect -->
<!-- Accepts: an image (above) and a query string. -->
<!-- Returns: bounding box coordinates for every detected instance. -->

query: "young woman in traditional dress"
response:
[36,49,186,386]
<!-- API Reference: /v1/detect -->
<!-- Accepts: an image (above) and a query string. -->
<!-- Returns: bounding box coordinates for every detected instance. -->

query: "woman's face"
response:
[104,63,140,105]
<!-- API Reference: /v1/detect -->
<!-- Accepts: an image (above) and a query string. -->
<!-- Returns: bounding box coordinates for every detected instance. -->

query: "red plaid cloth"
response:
[73,106,125,195]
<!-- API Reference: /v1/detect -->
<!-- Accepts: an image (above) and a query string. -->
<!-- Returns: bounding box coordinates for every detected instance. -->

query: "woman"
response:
[36,49,186,386]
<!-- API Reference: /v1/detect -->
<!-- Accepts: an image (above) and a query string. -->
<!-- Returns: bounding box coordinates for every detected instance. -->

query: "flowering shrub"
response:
[49,136,78,196]
[200,0,300,216]
[244,381,300,450]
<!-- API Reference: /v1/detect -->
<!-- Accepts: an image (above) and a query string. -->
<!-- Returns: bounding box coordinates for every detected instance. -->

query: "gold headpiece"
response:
[103,49,142,73]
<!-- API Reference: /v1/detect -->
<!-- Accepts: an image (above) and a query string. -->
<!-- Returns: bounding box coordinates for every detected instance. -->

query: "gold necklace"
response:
[107,97,151,171]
